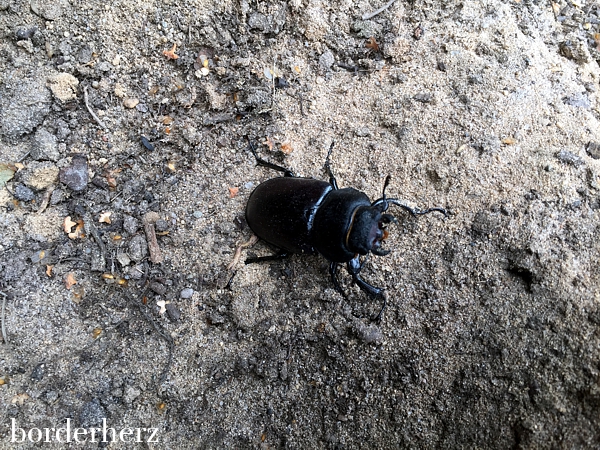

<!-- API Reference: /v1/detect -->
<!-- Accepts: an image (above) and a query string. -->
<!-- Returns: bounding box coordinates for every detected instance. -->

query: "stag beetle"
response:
[244,142,446,320]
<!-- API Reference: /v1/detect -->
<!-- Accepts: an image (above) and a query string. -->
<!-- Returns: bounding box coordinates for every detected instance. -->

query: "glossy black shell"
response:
[246,177,372,263]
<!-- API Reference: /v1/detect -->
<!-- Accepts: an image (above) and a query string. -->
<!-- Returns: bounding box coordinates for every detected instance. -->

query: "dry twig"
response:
[362,0,397,20]
[143,212,164,264]
[83,86,108,130]
[0,291,8,344]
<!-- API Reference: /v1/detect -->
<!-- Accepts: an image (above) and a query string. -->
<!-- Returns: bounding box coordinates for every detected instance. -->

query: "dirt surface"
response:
[1,0,600,448]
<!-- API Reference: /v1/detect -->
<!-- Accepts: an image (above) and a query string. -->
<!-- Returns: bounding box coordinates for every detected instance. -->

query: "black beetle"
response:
[244,142,446,320]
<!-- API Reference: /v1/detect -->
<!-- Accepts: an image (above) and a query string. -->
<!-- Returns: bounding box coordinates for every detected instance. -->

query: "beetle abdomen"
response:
[246,177,333,254]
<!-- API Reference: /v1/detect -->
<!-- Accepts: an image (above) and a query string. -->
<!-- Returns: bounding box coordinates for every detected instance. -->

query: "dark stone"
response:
[14,184,35,201]
[149,281,167,295]
[556,149,584,167]
[155,219,169,232]
[140,135,154,151]
[414,93,432,103]
[31,363,45,380]
[15,26,37,40]
[59,156,88,191]
[586,142,600,160]
[166,302,181,321]
[128,235,148,261]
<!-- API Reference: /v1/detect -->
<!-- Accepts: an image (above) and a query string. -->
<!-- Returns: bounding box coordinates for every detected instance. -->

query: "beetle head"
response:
[346,205,395,256]
[346,175,398,256]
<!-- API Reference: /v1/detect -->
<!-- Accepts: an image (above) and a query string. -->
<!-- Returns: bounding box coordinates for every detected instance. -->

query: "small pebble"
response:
[59,156,88,191]
[319,51,335,70]
[193,211,203,219]
[31,128,60,161]
[31,363,45,381]
[14,184,35,201]
[15,26,37,40]
[149,281,167,295]
[165,303,181,321]
[117,252,131,267]
[128,235,148,261]
[140,136,154,151]
[123,215,139,234]
[155,219,169,232]
[123,98,139,109]
[180,288,194,299]
[414,93,432,103]
[244,182,254,190]
[556,149,585,167]
[586,141,600,160]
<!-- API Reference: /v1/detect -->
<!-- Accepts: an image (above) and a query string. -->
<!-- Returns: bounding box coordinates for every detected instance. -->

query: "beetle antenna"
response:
[324,141,339,189]
[379,175,392,211]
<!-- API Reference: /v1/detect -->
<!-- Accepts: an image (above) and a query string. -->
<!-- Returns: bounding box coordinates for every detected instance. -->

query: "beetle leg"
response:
[372,295,387,323]
[347,257,384,298]
[324,142,339,190]
[329,262,347,299]
[245,250,290,264]
[346,258,387,321]
[247,141,295,177]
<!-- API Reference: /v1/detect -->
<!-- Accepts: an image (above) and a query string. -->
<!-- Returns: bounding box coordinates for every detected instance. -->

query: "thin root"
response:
[227,235,259,270]
[362,0,397,20]
[1,291,8,344]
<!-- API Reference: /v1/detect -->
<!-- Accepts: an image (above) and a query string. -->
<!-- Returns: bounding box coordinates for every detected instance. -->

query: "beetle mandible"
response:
[244,141,447,320]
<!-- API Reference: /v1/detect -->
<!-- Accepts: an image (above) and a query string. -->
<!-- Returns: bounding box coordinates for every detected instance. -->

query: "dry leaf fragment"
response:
[229,186,239,198]
[280,142,293,154]
[11,393,30,406]
[162,116,174,125]
[63,216,77,234]
[45,265,53,277]
[0,163,16,184]
[264,136,274,151]
[92,327,102,339]
[365,37,379,52]
[502,137,516,145]
[163,43,179,60]
[65,272,77,289]
[157,300,167,314]
[99,211,112,224]
[68,220,85,239]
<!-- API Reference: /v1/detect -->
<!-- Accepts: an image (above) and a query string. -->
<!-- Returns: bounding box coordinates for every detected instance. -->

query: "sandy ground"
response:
[1,0,600,448]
